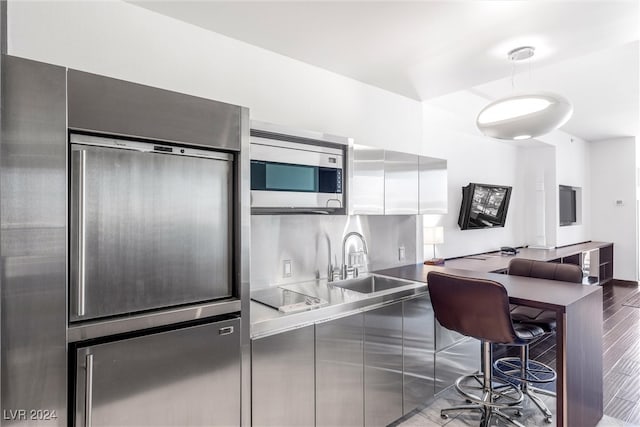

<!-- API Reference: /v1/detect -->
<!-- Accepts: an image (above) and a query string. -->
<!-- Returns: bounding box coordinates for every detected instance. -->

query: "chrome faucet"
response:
[341,231,369,280]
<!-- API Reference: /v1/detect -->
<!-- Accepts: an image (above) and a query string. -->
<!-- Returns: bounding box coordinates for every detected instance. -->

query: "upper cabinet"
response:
[349,144,448,215]
[349,144,385,215]
[384,150,419,215]
[419,156,448,214]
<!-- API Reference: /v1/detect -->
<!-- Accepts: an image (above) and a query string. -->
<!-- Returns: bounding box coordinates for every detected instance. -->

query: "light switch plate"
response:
[398,246,406,262]
[283,260,292,277]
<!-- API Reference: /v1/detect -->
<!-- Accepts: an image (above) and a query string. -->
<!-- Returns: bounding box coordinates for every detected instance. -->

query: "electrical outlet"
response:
[283,260,292,277]
[398,246,406,262]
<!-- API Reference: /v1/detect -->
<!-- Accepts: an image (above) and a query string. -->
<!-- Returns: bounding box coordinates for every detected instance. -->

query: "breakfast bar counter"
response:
[375,263,604,427]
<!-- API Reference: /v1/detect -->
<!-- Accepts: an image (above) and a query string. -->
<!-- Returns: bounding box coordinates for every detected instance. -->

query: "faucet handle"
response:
[329,266,342,282]
[343,265,356,280]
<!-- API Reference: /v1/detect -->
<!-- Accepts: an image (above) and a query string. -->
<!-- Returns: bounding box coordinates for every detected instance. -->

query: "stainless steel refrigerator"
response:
[69,136,233,322]
[69,135,241,426]
[1,56,251,427]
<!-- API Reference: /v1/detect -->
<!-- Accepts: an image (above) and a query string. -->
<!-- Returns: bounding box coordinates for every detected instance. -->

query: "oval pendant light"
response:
[476,46,573,140]
[476,92,573,140]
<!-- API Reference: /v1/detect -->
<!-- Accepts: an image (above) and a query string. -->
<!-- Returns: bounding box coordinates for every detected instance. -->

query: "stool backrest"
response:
[427,271,518,344]
[508,258,583,283]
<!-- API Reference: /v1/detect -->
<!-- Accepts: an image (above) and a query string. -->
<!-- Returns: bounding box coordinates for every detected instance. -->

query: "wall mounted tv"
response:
[559,185,577,226]
[458,183,512,230]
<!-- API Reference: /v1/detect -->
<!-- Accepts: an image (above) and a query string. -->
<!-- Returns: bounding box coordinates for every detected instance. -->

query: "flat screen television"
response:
[559,185,577,226]
[458,183,512,230]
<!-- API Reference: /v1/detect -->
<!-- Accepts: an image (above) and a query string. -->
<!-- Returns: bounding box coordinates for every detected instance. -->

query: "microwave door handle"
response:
[77,149,87,317]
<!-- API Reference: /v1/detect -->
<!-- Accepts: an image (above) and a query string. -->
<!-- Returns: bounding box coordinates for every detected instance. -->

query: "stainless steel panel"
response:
[75,319,240,427]
[67,69,241,151]
[1,55,67,425]
[251,325,315,427]
[419,156,448,214]
[67,300,240,342]
[251,120,351,147]
[364,302,403,426]
[69,143,232,322]
[435,320,466,351]
[403,295,435,413]
[316,313,364,427]
[238,108,252,427]
[251,137,344,164]
[251,191,343,210]
[435,337,481,394]
[349,144,385,215]
[384,150,419,215]
[70,133,233,161]
[250,215,417,288]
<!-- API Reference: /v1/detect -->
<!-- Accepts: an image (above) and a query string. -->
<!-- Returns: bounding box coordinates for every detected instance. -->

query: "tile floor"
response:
[394,280,640,427]
[394,385,638,427]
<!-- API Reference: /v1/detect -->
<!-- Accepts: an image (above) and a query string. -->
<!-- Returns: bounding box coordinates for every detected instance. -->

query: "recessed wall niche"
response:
[559,185,582,226]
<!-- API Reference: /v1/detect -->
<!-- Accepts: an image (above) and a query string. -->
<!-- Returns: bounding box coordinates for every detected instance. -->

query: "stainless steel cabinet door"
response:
[349,144,385,215]
[70,143,232,322]
[1,55,68,426]
[403,295,435,413]
[316,313,364,427]
[435,336,481,394]
[364,302,403,426]
[75,318,241,427]
[419,156,448,214]
[252,326,315,427]
[384,151,419,215]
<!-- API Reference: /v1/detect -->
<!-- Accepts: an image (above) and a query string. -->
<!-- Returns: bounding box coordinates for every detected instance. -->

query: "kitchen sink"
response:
[332,275,409,294]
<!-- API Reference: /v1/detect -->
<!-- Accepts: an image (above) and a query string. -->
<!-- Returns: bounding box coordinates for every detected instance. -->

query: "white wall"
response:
[517,145,557,248]
[555,136,591,246]
[590,137,637,281]
[7,0,422,152]
[422,89,597,261]
[422,92,523,258]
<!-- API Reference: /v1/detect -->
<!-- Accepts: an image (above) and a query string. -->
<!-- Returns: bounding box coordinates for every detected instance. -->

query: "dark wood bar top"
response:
[442,241,612,273]
[375,262,605,427]
[374,263,602,312]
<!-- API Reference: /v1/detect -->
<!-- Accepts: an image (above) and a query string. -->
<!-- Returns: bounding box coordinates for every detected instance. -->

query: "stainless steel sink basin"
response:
[332,275,409,294]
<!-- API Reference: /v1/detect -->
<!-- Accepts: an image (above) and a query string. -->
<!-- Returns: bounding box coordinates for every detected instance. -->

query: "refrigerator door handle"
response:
[219,326,234,335]
[77,149,87,317]
[85,353,94,427]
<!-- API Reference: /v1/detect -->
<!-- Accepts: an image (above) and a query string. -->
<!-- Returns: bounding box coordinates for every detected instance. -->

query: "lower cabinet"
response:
[435,336,481,394]
[252,325,315,427]
[74,318,241,427]
[403,295,436,410]
[316,313,364,427]
[364,302,404,427]
[251,294,440,427]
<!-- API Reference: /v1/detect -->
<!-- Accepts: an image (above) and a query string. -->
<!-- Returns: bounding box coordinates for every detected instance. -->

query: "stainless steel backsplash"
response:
[251,215,417,289]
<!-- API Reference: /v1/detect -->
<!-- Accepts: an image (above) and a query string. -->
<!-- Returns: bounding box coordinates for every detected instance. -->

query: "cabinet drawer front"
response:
[316,314,364,427]
[75,319,240,427]
[252,326,315,427]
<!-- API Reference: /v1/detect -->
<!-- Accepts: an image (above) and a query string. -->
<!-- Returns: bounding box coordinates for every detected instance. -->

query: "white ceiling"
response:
[131,1,639,141]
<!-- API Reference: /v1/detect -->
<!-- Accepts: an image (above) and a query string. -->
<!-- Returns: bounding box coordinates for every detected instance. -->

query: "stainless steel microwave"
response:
[250,137,345,213]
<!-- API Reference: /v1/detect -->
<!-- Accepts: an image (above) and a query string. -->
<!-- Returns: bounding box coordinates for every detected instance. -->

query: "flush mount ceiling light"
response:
[476,47,573,140]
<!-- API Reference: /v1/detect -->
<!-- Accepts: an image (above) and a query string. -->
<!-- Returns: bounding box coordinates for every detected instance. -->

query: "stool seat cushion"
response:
[511,306,556,332]
[513,322,546,341]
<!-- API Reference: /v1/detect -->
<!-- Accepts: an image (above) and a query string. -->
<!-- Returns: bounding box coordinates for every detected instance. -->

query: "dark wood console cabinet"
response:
[444,241,614,285]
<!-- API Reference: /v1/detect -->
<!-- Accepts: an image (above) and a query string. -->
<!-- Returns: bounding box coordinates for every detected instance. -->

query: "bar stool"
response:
[494,258,583,423]
[427,271,547,427]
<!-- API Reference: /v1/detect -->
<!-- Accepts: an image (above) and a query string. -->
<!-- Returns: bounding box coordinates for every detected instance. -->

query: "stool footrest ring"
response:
[494,357,557,383]
[454,373,524,408]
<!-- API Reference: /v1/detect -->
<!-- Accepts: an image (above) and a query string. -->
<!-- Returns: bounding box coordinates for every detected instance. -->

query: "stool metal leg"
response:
[494,344,555,424]
[440,341,525,427]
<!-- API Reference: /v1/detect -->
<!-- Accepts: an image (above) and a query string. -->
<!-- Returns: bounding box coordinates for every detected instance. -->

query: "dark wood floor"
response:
[496,280,640,423]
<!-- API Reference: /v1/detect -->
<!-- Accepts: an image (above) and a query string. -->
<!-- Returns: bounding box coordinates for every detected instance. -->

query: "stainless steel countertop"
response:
[250,274,427,338]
